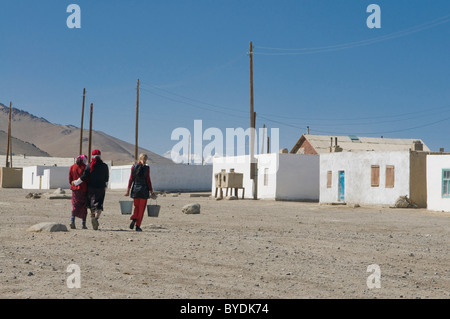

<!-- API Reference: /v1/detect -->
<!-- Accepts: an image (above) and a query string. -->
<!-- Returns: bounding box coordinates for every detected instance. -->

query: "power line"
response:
[255,14,450,55]
[260,113,450,136]
[140,87,249,120]
[140,83,248,115]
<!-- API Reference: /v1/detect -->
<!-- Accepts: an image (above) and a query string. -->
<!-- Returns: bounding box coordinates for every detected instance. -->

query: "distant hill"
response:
[0,103,174,165]
[0,130,50,157]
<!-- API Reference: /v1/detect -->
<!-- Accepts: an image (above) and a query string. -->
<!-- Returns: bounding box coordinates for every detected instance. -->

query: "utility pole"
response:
[6,102,12,168]
[188,134,191,165]
[135,78,140,163]
[79,88,86,156]
[249,41,257,199]
[261,124,266,154]
[88,103,93,163]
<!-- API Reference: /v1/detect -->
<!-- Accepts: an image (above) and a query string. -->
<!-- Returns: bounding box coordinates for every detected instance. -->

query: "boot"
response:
[90,209,99,230]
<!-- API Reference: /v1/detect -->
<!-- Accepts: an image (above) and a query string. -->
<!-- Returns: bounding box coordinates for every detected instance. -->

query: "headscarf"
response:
[90,149,101,173]
[76,154,88,166]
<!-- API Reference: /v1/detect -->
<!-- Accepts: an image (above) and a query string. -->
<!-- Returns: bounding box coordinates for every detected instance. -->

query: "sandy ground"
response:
[0,188,448,299]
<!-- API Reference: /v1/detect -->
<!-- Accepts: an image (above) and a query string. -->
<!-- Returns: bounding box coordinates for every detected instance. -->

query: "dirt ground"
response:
[0,188,448,299]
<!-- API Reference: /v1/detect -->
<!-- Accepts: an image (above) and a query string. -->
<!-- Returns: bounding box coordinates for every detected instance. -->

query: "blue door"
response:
[338,171,345,202]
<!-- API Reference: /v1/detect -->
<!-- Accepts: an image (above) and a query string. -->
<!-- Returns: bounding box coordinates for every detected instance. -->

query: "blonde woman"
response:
[125,154,156,231]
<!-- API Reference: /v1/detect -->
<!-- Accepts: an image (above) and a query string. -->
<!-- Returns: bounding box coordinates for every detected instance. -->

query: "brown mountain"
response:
[0,103,173,165]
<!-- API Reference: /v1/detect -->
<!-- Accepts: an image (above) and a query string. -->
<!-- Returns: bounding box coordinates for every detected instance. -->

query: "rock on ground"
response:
[182,203,200,214]
[27,222,68,233]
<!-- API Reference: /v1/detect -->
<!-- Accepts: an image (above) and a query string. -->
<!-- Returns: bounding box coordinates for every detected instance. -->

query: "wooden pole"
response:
[135,79,140,163]
[188,134,191,165]
[249,41,257,199]
[88,103,93,162]
[261,124,266,154]
[79,88,86,155]
[5,102,11,167]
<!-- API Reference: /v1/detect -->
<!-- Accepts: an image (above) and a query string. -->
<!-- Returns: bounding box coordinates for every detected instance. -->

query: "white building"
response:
[320,151,427,207]
[22,166,72,190]
[212,153,320,201]
[109,164,212,192]
[427,154,450,212]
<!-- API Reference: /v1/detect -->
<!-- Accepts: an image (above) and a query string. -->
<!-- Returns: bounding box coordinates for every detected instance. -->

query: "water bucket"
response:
[119,201,133,215]
[147,199,160,217]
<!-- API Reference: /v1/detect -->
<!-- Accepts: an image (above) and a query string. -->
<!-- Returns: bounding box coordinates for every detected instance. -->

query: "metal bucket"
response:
[119,201,133,215]
[147,199,160,217]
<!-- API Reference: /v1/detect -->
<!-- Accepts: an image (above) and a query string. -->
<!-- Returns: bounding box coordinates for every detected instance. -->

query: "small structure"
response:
[0,167,23,188]
[427,154,450,212]
[212,153,319,201]
[214,169,244,199]
[320,150,428,207]
[22,166,72,190]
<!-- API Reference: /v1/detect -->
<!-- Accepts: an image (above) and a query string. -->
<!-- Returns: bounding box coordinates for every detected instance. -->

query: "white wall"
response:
[320,151,410,206]
[213,153,320,201]
[276,153,319,201]
[41,167,72,190]
[22,166,47,189]
[23,166,73,190]
[110,164,212,192]
[256,154,277,199]
[0,155,74,168]
[427,155,450,212]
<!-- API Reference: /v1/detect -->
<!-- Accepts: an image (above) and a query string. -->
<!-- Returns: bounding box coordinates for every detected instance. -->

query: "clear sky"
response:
[1,0,449,161]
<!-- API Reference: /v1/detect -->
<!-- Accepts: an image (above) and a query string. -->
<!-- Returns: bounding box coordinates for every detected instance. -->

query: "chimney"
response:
[440,148,445,153]
[332,137,343,152]
[411,140,423,151]
[307,126,310,135]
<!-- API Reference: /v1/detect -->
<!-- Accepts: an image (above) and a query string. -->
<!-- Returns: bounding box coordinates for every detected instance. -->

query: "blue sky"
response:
[1,0,449,159]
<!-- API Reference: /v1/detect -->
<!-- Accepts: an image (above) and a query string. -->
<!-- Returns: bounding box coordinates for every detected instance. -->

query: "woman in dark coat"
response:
[72,149,109,230]
[125,153,156,231]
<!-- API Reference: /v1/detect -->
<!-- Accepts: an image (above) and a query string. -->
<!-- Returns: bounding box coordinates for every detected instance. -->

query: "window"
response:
[386,166,395,188]
[264,168,269,186]
[327,171,332,188]
[442,169,450,198]
[371,165,380,187]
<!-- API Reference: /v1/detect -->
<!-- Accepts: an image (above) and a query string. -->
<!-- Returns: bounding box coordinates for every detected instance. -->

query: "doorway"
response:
[338,170,345,202]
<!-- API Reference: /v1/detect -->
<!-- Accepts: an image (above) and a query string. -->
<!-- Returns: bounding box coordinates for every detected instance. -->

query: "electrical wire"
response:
[259,113,450,136]
[255,14,450,55]
[140,87,249,120]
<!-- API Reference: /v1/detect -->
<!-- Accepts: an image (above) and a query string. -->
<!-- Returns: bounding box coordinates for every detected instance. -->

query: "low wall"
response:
[110,164,212,192]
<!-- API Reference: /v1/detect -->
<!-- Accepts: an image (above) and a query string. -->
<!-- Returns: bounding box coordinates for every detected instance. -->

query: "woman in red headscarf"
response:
[69,155,88,229]
[72,149,109,230]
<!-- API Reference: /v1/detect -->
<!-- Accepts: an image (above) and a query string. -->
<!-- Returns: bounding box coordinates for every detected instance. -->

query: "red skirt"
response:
[72,189,88,220]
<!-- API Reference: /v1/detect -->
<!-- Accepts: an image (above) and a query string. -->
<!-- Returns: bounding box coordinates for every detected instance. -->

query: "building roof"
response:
[290,134,430,154]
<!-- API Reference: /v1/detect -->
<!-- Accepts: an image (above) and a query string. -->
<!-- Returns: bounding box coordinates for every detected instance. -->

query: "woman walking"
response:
[69,155,88,229]
[125,153,156,231]
[72,149,109,230]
